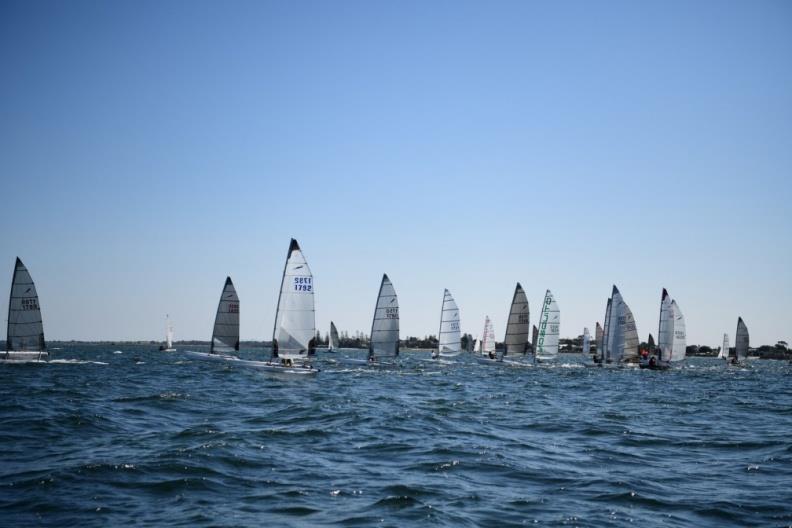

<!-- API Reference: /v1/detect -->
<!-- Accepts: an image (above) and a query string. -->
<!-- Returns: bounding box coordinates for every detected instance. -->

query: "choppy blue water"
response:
[1,345,791,527]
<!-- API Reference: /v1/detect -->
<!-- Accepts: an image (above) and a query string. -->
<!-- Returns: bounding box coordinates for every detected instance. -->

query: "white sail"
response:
[329,321,339,351]
[670,300,686,362]
[436,289,461,358]
[582,327,590,355]
[657,289,673,362]
[620,299,639,362]
[210,277,239,354]
[503,283,529,356]
[473,338,481,353]
[735,317,749,361]
[719,333,729,359]
[481,316,496,356]
[5,257,46,356]
[272,239,316,360]
[166,315,174,350]
[369,274,399,359]
[595,322,603,358]
[535,289,560,358]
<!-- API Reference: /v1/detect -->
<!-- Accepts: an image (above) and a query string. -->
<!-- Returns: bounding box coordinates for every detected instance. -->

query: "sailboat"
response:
[473,337,481,354]
[732,317,749,365]
[328,321,339,352]
[368,274,399,364]
[159,315,176,351]
[642,289,686,369]
[718,333,729,360]
[433,289,461,359]
[601,286,640,367]
[582,327,591,356]
[502,283,530,363]
[186,277,240,362]
[593,321,603,362]
[2,258,48,362]
[535,289,560,362]
[531,325,539,355]
[475,316,498,364]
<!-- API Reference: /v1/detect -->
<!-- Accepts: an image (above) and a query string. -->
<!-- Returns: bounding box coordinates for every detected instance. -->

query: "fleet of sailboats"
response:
[1,247,764,372]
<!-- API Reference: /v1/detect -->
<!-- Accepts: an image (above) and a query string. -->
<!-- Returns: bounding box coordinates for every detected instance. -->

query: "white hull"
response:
[185,350,237,362]
[475,356,502,365]
[1,351,49,362]
[185,350,317,374]
[160,348,176,352]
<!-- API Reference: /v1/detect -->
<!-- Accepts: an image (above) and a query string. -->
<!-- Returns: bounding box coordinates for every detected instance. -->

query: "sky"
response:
[1,0,790,346]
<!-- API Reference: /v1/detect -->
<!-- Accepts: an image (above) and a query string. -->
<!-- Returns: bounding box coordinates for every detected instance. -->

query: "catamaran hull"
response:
[1,351,49,362]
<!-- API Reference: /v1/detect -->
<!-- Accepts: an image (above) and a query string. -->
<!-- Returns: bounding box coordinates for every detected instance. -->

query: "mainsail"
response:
[719,333,729,359]
[329,321,339,351]
[436,289,461,358]
[503,283,529,356]
[272,239,316,360]
[735,317,749,362]
[481,316,496,357]
[473,338,481,353]
[5,258,46,353]
[620,299,640,362]
[582,327,590,355]
[595,321,603,360]
[535,289,560,358]
[166,315,174,349]
[369,274,399,360]
[210,277,239,354]
[605,286,638,363]
[602,297,613,362]
[670,300,687,362]
[657,289,673,362]
[531,325,538,355]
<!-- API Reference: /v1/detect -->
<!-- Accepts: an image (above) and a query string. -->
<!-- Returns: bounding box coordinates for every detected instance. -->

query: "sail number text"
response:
[293,277,312,292]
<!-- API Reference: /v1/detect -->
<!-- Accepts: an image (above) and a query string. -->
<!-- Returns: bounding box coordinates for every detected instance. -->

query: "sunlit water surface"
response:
[1,345,791,527]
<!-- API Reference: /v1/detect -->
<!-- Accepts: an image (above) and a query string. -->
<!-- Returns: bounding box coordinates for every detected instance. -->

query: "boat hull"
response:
[185,350,237,362]
[1,351,49,362]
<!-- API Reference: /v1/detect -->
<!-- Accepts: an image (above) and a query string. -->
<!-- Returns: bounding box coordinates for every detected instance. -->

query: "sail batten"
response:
[272,239,316,360]
[369,274,399,360]
[210,277,239,354]
[503,283,529,356]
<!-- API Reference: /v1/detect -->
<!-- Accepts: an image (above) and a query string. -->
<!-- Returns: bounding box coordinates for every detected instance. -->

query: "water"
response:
[2,345,791,527]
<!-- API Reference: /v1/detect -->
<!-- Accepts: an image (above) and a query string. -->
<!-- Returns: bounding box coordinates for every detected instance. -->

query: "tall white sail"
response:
[369,274,399,360]
[503,283,529,357]
[166,315,174,350]
[603,291,616,362]
[535,289,560,359]
[719,333,729,359]
[473,338,481,353]
[210,277,239,354]
[735,317,749,361]
[657,288,673,362]
[670,300,686,362]
[606,286,638,363]
[272,239,316,361]
[5,257,46,355]
[582,327,590,355]
[329,321,339,351]
[481,316,496,357]
[620,299,639,362]
[595,322,603,359]
[436,289,461,358]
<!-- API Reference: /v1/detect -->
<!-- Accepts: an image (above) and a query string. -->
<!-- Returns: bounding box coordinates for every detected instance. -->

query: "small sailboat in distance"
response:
[433,289,461,359]
[368,274,399,363]
[642,289,686,369]
[602,286,640,367]
[593,321,603,363]
[582,327,591,356]
[328,321,339,352]
[159,315,176,351]
[732,317,749,366]
[186,277,240,362]
[503,283,530,361]
[2,258,48,362]
[719,333,729,360]
[475,316,498,364]
[535,289,560,362]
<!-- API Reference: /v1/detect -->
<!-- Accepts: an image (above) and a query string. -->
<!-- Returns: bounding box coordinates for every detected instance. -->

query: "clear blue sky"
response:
[1,0,790,346]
